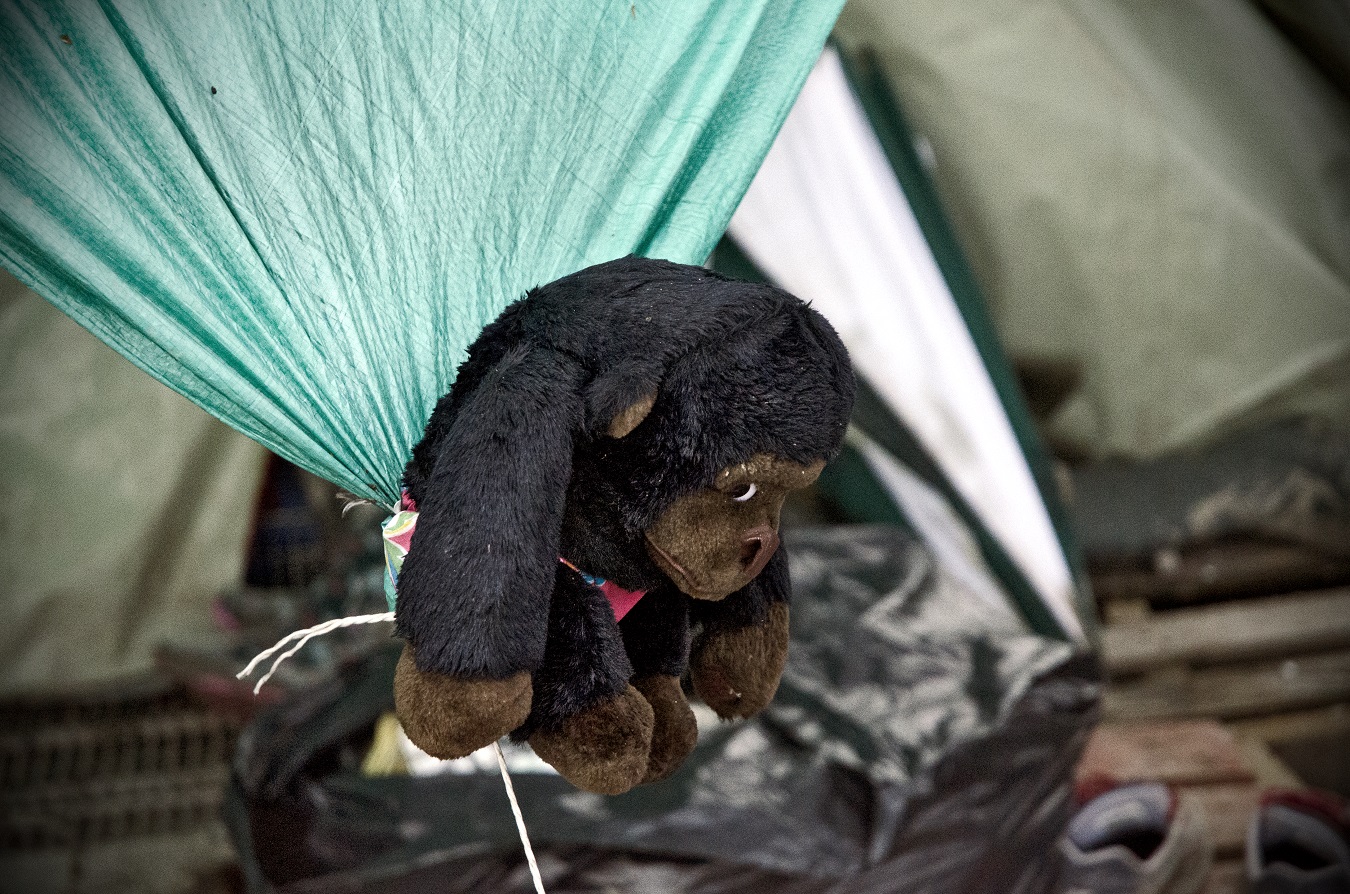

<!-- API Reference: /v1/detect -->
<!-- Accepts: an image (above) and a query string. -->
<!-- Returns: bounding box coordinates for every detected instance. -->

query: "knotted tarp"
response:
[0,0,843,504]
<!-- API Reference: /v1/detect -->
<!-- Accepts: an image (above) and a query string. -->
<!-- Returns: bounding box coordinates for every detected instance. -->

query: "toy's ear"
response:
[606,392,656,439]
[394,344,585,678]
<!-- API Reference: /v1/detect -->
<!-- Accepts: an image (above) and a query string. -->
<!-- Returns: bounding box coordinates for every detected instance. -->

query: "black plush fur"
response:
[396,256,854,736]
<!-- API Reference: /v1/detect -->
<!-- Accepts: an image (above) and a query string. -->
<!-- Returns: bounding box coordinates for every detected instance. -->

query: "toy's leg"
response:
[689,548,791,720]
[522,566,654,795]
[620,589,697,783]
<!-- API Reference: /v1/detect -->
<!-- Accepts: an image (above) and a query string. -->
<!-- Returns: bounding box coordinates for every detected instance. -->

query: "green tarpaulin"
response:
[1,0,843,504]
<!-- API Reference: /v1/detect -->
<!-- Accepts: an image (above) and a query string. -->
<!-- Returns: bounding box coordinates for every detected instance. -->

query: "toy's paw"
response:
[528,684,654,795]
[633,674,698,783]
[393,644,532,760]
[690,602,790,720]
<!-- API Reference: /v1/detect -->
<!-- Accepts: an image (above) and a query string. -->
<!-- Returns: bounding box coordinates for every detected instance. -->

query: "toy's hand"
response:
[690,603,790,719]
[393,644,532,760]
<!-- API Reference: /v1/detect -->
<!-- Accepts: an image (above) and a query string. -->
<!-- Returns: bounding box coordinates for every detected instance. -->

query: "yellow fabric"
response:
[361,713,410,777]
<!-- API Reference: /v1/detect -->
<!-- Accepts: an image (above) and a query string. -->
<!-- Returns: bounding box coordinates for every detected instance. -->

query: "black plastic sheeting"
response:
[227,525,1100,893]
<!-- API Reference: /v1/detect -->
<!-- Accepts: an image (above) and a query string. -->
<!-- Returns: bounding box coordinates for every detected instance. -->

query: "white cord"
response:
[494,741,547,894]
[237,611,548,894]
[235,611,395,693]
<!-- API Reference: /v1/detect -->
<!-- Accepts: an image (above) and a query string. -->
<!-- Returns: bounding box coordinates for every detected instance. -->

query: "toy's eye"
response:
[731,482,757,502]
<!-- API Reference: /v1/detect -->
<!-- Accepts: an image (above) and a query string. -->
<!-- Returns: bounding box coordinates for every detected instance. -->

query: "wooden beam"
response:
[1229,703,1350,744]
[1184,784,1261,858]
[1091,543,1350,607]
[1105,649,1350,721]
[1075,721,1252,786]
[1103,587,1350,675]
[1234,735,1304,789]
[1200,858,1245,894]
[1085,540,1350,610]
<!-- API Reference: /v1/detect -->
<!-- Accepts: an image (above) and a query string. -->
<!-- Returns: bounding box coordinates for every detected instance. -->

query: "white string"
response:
[494,741,547,894]
[235,612,395,693]
[334,491,393,516]
[237,611,548,894]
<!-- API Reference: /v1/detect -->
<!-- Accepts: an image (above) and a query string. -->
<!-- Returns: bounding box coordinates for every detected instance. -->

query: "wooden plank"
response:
[1234,735,1304,789]
[1102,596,1152,626]
[1229,702,1350,744]
[1184,784,1260,858]
[1075,721,1253,786]
[1268,729,1350,800]
[1200,858,1246,894]
[1103,587,1350,675]
[1104,649,1350,721]
[1091,543,1350,607]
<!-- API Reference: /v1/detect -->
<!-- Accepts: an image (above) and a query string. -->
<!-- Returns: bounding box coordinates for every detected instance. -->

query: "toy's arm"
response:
[392,345,583,760]
[395,344,583,678]
[516,567,657,794]
[516,565,637,739]
[688,547,791,719]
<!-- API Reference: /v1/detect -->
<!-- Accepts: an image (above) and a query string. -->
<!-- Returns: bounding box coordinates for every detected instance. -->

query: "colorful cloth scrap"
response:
[380,490,419,611]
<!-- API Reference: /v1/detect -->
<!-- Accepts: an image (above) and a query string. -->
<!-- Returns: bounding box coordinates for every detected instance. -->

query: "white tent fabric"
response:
[729,49,1083,642]
[846,428,1013,620]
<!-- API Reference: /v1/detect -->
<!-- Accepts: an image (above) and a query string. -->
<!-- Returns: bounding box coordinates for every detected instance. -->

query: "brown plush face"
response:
[643,453,824,600]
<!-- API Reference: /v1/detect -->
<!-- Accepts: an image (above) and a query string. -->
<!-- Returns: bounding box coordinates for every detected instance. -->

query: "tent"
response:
[0,268,267,695]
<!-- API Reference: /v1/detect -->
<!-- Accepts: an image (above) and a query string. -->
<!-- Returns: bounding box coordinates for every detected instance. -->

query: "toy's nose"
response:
[739,525,779,578]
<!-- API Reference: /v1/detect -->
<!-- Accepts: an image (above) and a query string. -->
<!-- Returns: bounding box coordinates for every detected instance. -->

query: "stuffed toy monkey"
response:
[392,257,854,795]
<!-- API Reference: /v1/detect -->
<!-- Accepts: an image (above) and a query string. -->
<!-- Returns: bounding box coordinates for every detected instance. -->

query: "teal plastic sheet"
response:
[0,0,842,504]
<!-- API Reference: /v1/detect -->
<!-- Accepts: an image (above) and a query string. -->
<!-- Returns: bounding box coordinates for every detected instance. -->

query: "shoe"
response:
[1246,789,1350,893]
[1059,776,1213,894]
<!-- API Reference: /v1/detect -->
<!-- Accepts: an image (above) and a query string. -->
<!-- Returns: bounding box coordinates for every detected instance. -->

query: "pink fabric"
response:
[599,579,645,622]
[558,556,646,621]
